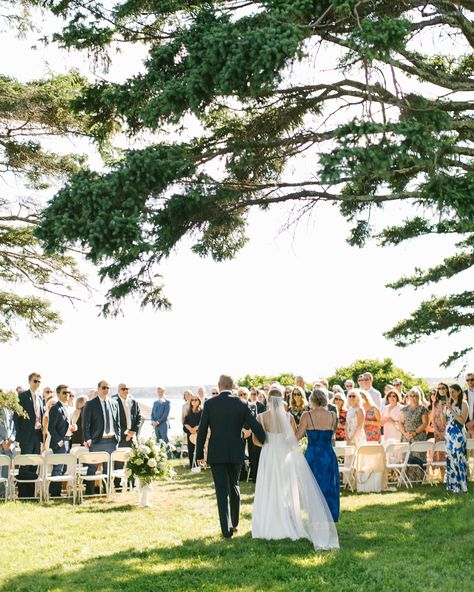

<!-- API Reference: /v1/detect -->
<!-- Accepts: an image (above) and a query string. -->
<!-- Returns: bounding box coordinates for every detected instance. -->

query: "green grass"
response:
[1,466,473,592]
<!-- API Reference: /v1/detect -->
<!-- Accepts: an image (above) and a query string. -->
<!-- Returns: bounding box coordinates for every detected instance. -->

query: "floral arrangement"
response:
[125,437,175,485]
[300,436,308,455]
[0,390,28,417]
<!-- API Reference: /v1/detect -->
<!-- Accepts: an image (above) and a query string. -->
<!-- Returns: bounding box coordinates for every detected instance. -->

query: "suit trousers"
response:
[18,429,42,498]
[86,438,118,495]
[49,440,70,497]
[210,463,242,537]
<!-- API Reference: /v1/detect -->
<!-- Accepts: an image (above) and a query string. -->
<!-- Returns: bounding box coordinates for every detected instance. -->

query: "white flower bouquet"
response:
[125,437,175,485]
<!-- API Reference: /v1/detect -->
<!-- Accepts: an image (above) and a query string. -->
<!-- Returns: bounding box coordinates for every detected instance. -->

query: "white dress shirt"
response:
[119,395,132,433]
[467,389,474,422]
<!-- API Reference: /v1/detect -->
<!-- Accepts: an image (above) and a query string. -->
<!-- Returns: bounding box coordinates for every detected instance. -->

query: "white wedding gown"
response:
[251,398,339,550]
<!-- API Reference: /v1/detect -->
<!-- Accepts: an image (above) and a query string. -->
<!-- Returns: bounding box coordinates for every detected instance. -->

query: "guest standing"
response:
[152,386,171,452]
[0,400,16,499]
[113,383,143,447]
[82,380,121,495]
[289,386,308,425]
[183,394,203,468]
[333,394,347,442]
[345,389,366,446]
[71,395,87,446]
[13,372,45,498]
[296,388,340,522]
[400,388,428,473]
[381,390,403,442]
[48,385,74,497]
[465,372,474,438]
[445,384,468,493]
[361,390,382,442]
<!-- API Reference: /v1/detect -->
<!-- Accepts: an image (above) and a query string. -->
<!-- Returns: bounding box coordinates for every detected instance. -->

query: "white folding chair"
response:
[109,449,132,498]
[0,454,12,501]
[429,441,446,482]
[334,445,356,491]
[12,454,45,502]
[466,439,474,481]
[354,444,387,492]
[406,441,433,485]
[385,443,410,488]
[76,451,110,503]
[43,453,77,503]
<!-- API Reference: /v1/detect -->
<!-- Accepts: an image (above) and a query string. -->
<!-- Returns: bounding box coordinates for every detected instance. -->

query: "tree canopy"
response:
[35,1,474,367]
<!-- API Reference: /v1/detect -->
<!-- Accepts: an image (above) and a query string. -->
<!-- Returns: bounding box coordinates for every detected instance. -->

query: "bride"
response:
[251,384,339,550]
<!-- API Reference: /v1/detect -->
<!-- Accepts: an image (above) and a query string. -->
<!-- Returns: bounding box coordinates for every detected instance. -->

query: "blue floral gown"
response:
[305,427,340,522]
[445,406,468,493]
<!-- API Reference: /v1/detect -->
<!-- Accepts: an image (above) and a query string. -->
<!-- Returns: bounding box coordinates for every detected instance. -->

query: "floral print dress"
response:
[364,406,381,442]
[445,406,468,493]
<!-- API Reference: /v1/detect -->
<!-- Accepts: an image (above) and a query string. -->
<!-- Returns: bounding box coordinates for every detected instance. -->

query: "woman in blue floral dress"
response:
[445,384,469,493]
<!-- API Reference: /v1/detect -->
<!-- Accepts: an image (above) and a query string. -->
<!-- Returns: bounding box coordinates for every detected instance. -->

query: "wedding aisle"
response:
[1,465,471,592]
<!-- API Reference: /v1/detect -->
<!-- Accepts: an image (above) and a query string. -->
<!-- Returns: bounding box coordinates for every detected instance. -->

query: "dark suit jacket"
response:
[82,396,121,445]
[112,394,143,438]
[13,389,44,445]
[196,391,266,464]
[48,401,71,449]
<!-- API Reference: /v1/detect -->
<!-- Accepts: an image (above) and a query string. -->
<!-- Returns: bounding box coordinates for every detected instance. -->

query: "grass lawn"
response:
[1,465,472,592]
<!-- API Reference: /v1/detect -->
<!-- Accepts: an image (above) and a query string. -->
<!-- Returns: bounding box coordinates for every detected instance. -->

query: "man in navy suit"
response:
[13,372,45,498]
[113,383,143,489]
[82,380,121,495]
[151,386,170,445]
[48,384,74,497]
[196,374,266,538]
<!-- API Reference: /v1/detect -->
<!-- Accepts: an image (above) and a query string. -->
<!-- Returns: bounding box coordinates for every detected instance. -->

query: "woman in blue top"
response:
[296,388,340,522]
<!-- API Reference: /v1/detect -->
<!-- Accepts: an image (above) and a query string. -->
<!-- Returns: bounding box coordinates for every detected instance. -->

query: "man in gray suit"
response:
[0,399,16,498]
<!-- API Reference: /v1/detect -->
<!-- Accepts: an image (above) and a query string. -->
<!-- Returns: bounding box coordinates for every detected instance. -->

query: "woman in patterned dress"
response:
[360,390,382,442]
[400,388,429,476]
[445,384,468,493]
[333,393,347,442]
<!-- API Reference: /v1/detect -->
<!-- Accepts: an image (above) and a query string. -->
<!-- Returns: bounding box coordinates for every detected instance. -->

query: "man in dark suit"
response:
[112,383,143,489]
[13,372,45,498]
[196,374,266,538]
[82,379,121,495]
[48,384,74,497]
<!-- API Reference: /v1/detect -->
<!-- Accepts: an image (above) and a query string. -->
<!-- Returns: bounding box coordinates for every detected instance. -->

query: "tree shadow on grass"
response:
[2,487,472,592]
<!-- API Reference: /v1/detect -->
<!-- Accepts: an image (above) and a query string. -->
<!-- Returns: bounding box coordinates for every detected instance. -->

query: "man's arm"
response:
[196,403,210,461]
[48,406,62,448]
[161,400,170,423]
[244,406,265,444]
[133,401,143,433]
[82,401,92,443]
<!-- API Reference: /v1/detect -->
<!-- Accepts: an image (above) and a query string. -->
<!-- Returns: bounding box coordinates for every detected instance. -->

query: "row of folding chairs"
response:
[334,439,474,491]
[0,447,132,504]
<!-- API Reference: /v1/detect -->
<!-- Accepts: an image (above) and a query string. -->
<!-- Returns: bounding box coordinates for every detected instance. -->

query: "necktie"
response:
[104,400,111,434]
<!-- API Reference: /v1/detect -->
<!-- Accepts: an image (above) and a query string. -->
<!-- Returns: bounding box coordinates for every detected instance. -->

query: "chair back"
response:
[385,442,410,463]
[354,444,386,472]
[0,454,11,468]
[334,445,356,459]
[44,454,76,476]
[77,451,110,466]
[111,449,131,464]
[433,441,446,454]
[410,441,434,454]
[13,454,44,467]
[466,438,474,451]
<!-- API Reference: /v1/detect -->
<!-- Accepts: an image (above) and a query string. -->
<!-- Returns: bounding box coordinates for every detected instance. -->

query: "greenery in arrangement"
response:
[0,390,27,417]
[327,357,430,394]
[0,466,472,592]
[125,437,175,485]
[32,0,474,369]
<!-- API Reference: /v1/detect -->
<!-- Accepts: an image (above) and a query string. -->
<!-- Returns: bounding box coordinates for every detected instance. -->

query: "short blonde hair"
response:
[347,388,363,407]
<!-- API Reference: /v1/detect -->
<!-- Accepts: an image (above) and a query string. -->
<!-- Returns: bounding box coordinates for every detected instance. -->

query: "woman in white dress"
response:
[345,389,367,446]
[251,385,339,551]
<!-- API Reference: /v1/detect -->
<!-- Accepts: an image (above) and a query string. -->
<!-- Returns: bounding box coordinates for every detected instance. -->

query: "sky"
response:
[0,9,472,389]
